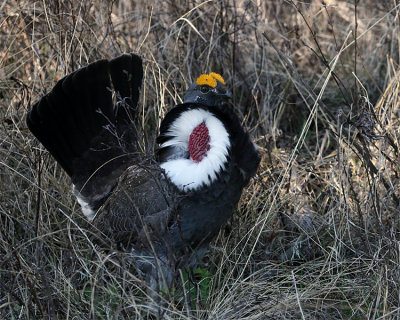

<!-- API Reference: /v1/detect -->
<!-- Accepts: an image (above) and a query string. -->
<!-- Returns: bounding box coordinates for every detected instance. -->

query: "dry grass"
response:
[1,0,400,318]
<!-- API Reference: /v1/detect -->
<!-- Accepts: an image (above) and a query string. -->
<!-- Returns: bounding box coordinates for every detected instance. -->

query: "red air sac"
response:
[189,122,210,162]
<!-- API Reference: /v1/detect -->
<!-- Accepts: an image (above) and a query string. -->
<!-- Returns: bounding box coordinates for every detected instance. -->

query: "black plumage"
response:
[26,53,260,287]
[27,54,143,212]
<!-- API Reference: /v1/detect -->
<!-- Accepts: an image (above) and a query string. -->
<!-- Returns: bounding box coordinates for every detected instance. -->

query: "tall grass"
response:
[1,0,400,318]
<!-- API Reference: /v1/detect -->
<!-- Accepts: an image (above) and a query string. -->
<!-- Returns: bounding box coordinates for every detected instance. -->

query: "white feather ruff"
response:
[160,108,230,191]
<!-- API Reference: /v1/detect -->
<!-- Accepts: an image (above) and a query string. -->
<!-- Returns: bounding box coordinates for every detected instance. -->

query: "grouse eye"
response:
[200,86,209,94]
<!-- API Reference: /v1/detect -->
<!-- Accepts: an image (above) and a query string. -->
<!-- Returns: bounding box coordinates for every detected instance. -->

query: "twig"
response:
[354,0,359,100]
[289,0,352,108]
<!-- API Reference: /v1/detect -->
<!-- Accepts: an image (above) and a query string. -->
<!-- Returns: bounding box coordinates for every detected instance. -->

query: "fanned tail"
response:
[27,53,144,218]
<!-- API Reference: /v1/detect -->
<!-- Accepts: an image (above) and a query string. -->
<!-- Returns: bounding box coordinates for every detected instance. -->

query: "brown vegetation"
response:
[1,0,400,318]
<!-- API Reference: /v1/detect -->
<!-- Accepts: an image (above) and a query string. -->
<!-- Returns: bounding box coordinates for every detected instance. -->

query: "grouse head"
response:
[183,72,232,107]
[157,72,258,193]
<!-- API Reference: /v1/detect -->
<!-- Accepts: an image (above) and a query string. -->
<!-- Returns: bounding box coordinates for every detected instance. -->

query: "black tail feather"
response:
[109,53,143,125]
[27,53,143,197]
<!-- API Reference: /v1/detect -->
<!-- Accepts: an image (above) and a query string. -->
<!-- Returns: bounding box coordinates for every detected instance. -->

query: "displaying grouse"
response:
[26,53,260,287]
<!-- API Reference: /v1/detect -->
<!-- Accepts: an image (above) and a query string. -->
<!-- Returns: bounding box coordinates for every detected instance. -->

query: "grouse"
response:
[26,53,260,287]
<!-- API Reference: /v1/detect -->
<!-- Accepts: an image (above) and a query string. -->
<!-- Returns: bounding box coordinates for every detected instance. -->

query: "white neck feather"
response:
[160,108,230,191]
